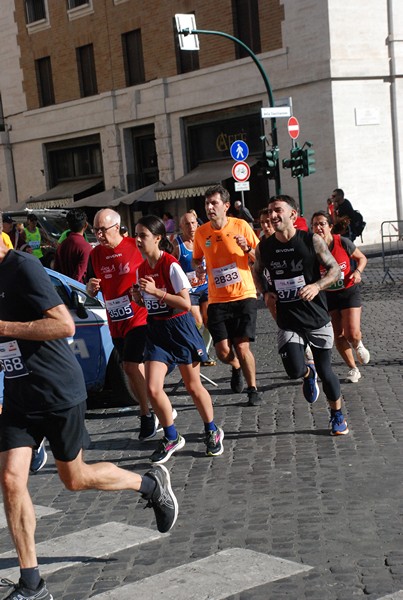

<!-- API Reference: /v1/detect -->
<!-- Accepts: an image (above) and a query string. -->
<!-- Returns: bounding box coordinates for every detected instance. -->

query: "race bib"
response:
[327,271,345,291]
[274,275,306,302]
[212,263,242,289]
[28,240,40,249]
[105,295,134,322]
[0,340,29,379]
[143,289,169,315]
[186,270,198,287]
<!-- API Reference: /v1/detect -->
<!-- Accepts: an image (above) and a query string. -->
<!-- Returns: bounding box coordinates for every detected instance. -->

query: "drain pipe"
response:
[387,0,403,226]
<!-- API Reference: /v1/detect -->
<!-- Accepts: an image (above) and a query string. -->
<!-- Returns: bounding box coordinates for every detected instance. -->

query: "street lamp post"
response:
[178,24,281,195]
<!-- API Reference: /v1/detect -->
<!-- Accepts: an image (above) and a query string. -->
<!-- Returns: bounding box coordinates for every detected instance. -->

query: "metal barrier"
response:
[381,220,403,282]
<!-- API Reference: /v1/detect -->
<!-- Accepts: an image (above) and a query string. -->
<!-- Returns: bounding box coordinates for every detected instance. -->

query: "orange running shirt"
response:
[193,217,259,304]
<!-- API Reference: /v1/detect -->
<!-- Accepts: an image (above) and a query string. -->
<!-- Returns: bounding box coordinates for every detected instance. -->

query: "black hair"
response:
[259,207,270,217]
[311,210,333,226]
[268,194,298,211]
[137,215,174,254]
[66,208,87,233]
[204,184,230,203]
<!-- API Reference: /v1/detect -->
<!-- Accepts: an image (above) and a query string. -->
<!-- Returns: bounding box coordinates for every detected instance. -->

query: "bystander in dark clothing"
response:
[54,209,92,283]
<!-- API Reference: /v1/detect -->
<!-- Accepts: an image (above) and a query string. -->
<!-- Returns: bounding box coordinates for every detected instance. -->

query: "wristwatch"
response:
[245,245,252,254]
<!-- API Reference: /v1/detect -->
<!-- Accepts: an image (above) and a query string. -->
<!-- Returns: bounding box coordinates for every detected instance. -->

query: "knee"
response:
[215,347,231,363]
[59,473,85,492]
[1,469,25,494]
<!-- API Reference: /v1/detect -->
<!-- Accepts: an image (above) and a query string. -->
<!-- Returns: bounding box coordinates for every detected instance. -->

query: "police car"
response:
[0,268,131,409]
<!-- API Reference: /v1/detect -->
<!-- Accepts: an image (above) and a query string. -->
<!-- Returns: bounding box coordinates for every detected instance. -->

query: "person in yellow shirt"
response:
[193,184,262,406]
[2,231,13,249]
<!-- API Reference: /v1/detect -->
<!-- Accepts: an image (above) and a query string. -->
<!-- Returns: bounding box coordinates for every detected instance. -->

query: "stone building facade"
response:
[0,0,402,243]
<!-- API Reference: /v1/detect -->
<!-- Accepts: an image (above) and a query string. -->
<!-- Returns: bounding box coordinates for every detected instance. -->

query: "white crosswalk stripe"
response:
[0,522,163,583]
[0,503,60,529]
[378,593,403,599]
[90,547,312,600]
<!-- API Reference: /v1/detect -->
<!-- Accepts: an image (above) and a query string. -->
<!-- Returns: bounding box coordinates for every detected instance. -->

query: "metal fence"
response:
[381,220,403,282]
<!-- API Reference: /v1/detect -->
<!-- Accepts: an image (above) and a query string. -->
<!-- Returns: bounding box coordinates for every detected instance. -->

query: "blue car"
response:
[0,268,131,409]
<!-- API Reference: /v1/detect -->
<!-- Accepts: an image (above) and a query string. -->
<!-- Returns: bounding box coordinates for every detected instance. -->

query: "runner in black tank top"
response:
[253,195,350,436]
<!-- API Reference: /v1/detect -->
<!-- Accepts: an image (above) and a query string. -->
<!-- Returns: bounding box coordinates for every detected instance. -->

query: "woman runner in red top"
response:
[311,211,370,383]
[132,215,224,464]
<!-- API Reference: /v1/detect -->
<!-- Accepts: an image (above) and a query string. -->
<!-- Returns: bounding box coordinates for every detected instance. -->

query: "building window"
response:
[67,0,88,8]
[25,0,47,23]
[48,137,102,184]
[232,0,261,58]
[76,44,98,97]
[125,126,159,191]
[35,56,55,107]
[173,16,199,74]
[122,29,145,87]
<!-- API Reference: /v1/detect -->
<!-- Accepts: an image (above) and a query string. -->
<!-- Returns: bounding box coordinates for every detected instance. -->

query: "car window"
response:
[49,274,71,307]
[69,283,105,308]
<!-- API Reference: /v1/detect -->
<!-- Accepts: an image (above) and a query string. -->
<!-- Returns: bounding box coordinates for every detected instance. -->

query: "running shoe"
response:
[205,427,224,456]
[302,364,320,404]
[30,440,48,474]
[142,465,178,533]
[150,434,185,464]
[3,578,53,600]
[345,367,361,383]
[139,413,159,441]
[246,387,263,406]
[329,414,349,436]
[355,342,370,365]
[230,366,244,393]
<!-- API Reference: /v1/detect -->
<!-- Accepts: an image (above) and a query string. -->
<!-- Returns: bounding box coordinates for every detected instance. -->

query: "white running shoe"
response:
[355,342,370,365]
[346,367,361,383]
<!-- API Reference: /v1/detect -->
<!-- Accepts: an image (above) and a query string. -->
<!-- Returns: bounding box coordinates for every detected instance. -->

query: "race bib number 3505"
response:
[0,340,29,379]
[105,295,134,322]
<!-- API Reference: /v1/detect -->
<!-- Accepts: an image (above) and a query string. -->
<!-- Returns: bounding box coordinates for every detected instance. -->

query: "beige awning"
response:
[25,178,103,209]
[119,181,165,204]
[155,161,236,201]
[72,187,127,208]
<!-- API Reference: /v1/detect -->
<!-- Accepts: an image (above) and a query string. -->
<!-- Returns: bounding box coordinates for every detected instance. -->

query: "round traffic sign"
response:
[288,116,300,140]
[230,140,249,161]
[232,161,251,183]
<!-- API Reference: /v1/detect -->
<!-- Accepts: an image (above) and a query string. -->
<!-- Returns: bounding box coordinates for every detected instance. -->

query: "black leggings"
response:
[279,341,340,402]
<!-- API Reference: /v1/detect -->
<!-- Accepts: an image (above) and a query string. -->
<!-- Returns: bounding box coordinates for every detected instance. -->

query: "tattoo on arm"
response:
[312,234,341,290]
[252,247,265,293]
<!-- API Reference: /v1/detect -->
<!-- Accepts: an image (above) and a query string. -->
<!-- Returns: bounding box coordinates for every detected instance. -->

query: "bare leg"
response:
[214,339,240,369]
[145,361,174,428]
[123,361,150,416]
[0,447,38,568]
[233,337,257,388]
[330,310,357,369]
[179,362,214,423]
[55,449,142,492]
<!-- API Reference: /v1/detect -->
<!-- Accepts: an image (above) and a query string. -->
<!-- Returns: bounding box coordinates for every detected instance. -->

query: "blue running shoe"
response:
[30,439,48,474]
[302,364,319,404]
[329,413,349,436]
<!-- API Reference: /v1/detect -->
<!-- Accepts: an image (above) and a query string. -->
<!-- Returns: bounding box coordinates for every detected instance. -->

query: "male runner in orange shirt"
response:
[193,184,262,406]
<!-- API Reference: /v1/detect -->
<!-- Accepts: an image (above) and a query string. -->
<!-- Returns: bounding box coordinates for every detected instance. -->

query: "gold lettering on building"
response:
[216,130,248,153]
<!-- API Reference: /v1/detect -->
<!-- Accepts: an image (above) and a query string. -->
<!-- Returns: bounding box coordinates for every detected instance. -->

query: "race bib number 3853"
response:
[0,340,29,379]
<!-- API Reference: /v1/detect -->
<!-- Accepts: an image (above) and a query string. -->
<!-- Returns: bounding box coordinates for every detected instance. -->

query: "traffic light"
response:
[265,147,279,180]
[302,147,316,177]
[290,147,304,178]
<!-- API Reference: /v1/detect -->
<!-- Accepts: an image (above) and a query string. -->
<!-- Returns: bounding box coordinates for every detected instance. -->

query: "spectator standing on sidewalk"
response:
[253,194,350,436]
[0,212,178,600]
[311,211,370,383]
[234,200,255,227]
[193,184,262,406]
[332,188,357,241]
[86,208,157,441]
[132,215,224,464]
[54,209,92,283]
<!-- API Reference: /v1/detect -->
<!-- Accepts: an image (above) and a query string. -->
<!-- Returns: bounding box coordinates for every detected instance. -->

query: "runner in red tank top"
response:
[132,215,224,464]
[86,208,160,441]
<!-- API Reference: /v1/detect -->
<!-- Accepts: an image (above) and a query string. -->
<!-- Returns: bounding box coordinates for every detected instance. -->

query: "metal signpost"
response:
[230,141,251,207]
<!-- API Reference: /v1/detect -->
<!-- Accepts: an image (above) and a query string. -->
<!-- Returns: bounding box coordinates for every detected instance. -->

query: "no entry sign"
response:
[288,116,300,140]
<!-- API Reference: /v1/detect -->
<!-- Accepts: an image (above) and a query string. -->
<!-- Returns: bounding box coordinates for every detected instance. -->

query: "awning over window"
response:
[72,187,127,208]
[155,160,237,201]
[25,178,103,209]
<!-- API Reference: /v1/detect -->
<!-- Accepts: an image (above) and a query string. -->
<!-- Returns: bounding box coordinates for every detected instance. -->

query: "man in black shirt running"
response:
[0,212,178,600]
[253,195,350,436]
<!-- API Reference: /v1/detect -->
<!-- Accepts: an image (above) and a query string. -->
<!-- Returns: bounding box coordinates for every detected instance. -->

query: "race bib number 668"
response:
[0,340,29,379]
